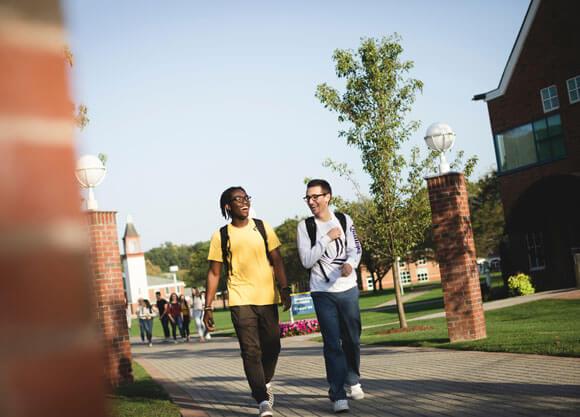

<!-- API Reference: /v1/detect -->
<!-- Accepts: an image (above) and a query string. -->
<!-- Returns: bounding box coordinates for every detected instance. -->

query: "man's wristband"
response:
[204,306,213,311]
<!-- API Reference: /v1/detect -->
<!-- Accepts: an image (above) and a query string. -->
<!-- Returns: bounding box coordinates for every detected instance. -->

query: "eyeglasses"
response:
[231,195,252,203]
[303,193,328,202]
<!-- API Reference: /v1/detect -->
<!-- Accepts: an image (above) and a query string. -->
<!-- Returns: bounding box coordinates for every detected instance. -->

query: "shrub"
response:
[507,273,535,296]
[279,319,320,338]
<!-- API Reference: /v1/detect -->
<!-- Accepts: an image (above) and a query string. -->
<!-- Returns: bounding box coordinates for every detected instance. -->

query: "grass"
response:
[129,277,501,339]
[360,299,580,357]
[110,361,180,417]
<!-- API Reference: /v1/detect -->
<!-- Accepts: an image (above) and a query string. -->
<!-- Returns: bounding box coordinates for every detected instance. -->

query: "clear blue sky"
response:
[62,0,530,252]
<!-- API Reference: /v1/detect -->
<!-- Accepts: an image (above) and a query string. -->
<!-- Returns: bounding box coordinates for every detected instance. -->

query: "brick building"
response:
[359,256,441,291]
[474,0,580,290]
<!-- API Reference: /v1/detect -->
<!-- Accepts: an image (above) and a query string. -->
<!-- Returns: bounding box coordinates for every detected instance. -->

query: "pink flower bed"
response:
[279,319,320,338]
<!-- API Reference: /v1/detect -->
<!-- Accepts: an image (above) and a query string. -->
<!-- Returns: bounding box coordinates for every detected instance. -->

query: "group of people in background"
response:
[131,289,212,346]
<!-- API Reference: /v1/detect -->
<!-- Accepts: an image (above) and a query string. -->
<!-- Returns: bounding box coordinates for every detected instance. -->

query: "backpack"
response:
[305,212,347,282]
[220,218,272,278]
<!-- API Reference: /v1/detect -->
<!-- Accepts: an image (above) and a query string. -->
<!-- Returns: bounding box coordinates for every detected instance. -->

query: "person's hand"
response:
[340,263,352,277]
[203,310,215,331]
[280,288,291,312]
[327,227,342,240]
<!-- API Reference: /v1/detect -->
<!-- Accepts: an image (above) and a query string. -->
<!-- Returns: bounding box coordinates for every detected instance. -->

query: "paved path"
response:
[133,335,580,417]
[132,289,580,416]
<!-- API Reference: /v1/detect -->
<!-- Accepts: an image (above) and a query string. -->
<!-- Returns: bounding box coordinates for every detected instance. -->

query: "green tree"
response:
[274,218,310,290]
[316,35,475,327]
[468,170,504,258]
[188,241,211,288]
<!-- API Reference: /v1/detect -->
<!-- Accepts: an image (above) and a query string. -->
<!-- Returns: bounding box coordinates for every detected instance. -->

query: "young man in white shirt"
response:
[297,179,364,413]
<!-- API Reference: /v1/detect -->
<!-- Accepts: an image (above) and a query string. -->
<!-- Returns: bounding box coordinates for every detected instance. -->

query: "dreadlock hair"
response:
[220,186,247,219]
[306,179,332,196]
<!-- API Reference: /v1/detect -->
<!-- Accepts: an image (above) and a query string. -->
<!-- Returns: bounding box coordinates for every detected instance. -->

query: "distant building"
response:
[359,257,441,291]
[121,216,185,312]
[473,0,580,290]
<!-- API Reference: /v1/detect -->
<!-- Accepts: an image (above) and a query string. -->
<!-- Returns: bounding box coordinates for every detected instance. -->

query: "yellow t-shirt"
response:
[208,219,281,306]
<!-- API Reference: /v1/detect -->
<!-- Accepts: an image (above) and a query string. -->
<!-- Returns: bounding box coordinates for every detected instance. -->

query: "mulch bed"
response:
[376,325,434,335]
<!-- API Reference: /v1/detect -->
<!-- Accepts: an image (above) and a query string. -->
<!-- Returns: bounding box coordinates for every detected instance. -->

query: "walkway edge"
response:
[135,357,210,417]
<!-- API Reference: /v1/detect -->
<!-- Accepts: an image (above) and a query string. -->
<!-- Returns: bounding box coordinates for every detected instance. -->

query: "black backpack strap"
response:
[220,225,231,277]
[305,216,329,282]
[335,212,348,250]
[253,218,272,265]
[305,216,317,248]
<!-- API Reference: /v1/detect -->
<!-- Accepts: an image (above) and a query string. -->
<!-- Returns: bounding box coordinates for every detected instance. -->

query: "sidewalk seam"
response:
[135,357,210,417]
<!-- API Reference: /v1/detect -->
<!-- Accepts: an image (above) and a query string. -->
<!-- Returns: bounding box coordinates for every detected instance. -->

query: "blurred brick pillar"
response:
[86,211,133,386]
[0,1,108,416]
[426,172,487,342]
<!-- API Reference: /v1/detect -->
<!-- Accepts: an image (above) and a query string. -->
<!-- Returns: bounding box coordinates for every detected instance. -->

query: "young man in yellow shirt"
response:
[203,186,291,417]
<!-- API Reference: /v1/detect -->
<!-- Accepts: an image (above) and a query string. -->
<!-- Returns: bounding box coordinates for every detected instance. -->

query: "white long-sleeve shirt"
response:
[297,212,362,293]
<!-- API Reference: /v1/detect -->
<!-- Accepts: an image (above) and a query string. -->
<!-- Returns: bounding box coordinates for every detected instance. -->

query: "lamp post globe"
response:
[75,154,106,210]
[424,122,456,174]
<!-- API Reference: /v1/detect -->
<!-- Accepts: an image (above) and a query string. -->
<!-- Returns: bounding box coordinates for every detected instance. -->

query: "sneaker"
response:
[333,399,349,413]
[258,400,273,416]
[174,340,178,344]
[148,342,153,347]
[349,383,364,400]
[266,383,274,407]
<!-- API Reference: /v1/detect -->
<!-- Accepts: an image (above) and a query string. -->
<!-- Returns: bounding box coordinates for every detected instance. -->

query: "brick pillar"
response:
[426,172,487,342]
[0,1,108,416]
[86,211,133,386]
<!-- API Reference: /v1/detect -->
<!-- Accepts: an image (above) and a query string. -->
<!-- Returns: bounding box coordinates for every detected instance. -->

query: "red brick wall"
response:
[427,173,487,342]
[360,260,441,291]
[0,1,108,416]
[486,0,580,217]
[87,211,133,386]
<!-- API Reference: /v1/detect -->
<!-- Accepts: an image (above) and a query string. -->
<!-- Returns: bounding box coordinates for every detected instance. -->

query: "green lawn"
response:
[360,299,580,357]
[110,361,180,417]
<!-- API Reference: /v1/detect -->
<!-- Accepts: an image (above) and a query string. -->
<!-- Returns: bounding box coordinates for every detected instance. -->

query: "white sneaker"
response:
[259,400,273,416]
[333,399,349,413]
[266,382,274,407]
[349,383,364,400]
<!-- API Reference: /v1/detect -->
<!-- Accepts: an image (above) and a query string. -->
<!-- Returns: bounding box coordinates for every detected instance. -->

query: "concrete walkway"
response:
[132,288,580,417]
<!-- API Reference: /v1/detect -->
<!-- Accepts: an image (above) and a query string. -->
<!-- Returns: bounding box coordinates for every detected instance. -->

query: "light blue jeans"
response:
[311,286,361,401]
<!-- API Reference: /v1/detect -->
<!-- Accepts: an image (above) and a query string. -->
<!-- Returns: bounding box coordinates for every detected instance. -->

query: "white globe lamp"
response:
[424,122,456,174]
[75,154,106,210]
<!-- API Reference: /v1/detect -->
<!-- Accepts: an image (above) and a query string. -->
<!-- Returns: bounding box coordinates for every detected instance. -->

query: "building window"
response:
[526,232,545,271]
[398,260,406,269]
[494,113,566,173]
[567,75,580,104]
[176,286,181,294]
[417,270,429,282]
[540,85,559,113]
[165,286,170,294]
[400,270,411,284]
[417,257,426,266]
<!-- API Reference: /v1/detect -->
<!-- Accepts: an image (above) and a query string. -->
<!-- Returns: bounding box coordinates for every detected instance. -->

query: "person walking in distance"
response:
[203,186,291,417]
[137,298,157,347]
[191,288,210,342]
[166,292,184,343]
[297,179,363,413]
[155,291,170,341]
[179,294,191,342]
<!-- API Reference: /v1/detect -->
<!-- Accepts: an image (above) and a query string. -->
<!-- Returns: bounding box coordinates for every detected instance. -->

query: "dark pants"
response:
[312,286,361,401]
[230,304,281,404]
[139,318,153,343]
[182,314,190,338]
[160,315,170,338]
[169,315,184,339]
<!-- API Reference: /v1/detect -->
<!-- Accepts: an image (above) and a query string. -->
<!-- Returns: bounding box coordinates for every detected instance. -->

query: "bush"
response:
[279,319,320,338]
[507,273,535,296]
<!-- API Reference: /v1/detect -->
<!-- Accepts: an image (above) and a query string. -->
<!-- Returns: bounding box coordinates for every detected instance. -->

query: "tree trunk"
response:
[392,261,408,328]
